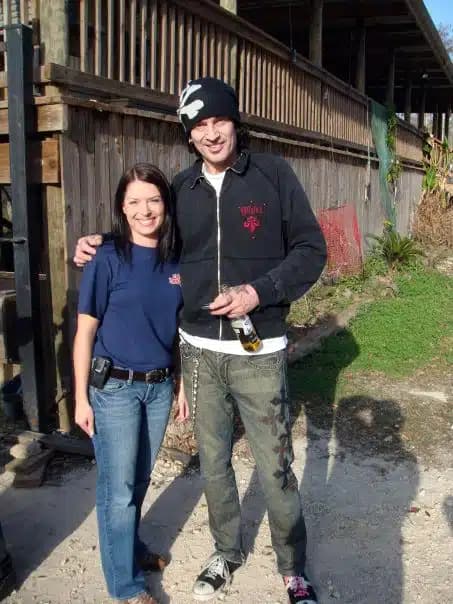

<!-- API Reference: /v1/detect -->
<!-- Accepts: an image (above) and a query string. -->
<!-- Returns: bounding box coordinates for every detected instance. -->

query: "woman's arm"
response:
[73,313,99,436]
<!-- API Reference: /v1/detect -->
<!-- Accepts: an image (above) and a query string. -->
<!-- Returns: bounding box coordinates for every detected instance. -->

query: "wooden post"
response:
[418,85,426,130]
[43,184,72,433]
[309,0,323,68]
[220,0,237,14]
[40,0,68,96]
[432,109,439,138]
[437,112,443,140]
[445,108,450,143]
[39,0,68,65]
[404,77,412,123]
[386,51,395,107]
[355,21,366,94]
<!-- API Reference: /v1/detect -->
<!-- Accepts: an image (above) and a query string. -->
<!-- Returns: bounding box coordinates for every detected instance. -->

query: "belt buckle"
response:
[145,369,165,383]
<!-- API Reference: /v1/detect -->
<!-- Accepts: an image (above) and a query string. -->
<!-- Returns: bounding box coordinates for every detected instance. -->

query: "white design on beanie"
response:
[177,82,204,121]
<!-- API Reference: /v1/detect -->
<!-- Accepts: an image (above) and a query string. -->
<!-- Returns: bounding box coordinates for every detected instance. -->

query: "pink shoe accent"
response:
[284,575,311,598]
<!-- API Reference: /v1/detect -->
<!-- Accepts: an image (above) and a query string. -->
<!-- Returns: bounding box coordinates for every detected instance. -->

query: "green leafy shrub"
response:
[368,230,424,270]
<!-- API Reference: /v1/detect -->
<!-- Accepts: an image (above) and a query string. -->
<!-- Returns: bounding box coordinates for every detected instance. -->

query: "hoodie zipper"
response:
[216,185,222,340]
[201,174,225,340]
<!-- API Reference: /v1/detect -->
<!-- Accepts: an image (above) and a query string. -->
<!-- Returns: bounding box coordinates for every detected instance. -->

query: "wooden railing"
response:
[62,0,371,149]
[0,0,424,163]
[0,0,36,25]
[396,122,424,163]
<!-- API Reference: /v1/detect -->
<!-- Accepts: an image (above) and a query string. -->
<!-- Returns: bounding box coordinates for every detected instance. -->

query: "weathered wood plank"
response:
[80,0,89,73]
[42,181,72,433]
[17,430,94,457]
[0,103,66,135]
[44,64,178,111]
[140,0,147,87]
[150,0,158,89]
[107,0,115,79]
[129,0,137,85]
[95,0,102,76]
[0,139,60,184]
[119,0,126,82]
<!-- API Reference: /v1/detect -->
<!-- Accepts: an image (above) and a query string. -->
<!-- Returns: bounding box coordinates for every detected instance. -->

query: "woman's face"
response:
[122,180,165,246]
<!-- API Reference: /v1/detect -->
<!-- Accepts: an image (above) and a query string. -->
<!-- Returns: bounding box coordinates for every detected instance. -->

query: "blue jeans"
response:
[181,343,306,575]
[90,376,173,600]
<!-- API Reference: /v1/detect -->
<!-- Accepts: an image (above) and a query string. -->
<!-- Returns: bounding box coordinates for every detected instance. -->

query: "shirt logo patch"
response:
[239,202,266,237]
[168,273,181,285]
[243,215,261,233]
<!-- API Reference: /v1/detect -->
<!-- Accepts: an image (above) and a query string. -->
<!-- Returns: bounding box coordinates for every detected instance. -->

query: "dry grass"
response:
[412,190,453,248]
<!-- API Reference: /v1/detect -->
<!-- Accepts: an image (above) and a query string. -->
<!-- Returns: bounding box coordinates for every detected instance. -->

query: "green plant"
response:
[385,109,402,187]
[422,134,452,193]
[368,229,424,270]
[422,165,439,192]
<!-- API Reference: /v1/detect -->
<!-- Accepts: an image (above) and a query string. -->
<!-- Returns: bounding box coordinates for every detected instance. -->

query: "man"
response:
[74,77,326,604]
[0,523,15,601]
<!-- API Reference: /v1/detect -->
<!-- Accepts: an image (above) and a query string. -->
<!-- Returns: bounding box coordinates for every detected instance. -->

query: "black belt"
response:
[110,367,172,383]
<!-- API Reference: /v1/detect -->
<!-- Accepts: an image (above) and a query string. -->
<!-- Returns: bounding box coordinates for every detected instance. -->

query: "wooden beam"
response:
[0,139,60,184]
[0,103,66,134]
[0,65,48,88]
[355,22,366,94]
[220,0,237,14]
[386,51,395,107]
[43,183,72,433]
[309,0,323,68]
[44,63,178,111]
[404,77,412,122]
[418,84,426,129]
[39,0,68,65]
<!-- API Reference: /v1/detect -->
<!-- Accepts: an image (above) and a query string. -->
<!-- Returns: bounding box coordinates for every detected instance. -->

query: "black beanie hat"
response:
[177,77,241,135]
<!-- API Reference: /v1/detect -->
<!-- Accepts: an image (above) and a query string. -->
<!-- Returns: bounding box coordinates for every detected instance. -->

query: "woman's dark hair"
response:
[187,121,250,156]
[112,163,176,265]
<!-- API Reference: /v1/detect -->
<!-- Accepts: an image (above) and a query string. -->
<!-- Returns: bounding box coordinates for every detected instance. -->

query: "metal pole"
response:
[6,24,43,431]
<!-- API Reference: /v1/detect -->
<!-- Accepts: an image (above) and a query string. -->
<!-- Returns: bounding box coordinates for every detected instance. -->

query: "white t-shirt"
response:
[179,164,287,356]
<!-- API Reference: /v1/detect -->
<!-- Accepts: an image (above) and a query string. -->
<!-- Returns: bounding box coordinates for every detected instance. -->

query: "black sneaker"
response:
[192,554,241,601]
[284,573,318,604]
[0,554,16,601]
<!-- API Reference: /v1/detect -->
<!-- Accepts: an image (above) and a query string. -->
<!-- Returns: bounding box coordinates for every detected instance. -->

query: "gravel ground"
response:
[1,427,452,604]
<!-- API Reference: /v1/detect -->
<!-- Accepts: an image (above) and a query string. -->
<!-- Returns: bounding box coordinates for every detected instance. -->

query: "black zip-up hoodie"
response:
[173,150,327,340]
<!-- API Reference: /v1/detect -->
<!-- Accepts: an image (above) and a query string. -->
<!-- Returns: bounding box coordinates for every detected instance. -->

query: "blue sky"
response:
[423,0,452,26]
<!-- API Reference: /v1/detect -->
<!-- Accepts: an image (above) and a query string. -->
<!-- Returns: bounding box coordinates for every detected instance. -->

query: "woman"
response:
[73,163,188,604]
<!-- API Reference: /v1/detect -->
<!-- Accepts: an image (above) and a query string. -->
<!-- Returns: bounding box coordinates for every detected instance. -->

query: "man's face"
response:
[189,116,238,174]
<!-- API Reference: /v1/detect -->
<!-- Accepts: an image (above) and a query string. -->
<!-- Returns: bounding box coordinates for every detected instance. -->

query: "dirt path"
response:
[1,413,452,604]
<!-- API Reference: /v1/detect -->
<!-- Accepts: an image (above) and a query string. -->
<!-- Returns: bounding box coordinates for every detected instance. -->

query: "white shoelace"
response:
[202,555,230,582]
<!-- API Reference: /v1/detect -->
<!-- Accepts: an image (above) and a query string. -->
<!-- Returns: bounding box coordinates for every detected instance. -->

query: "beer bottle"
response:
[230,314,262,352]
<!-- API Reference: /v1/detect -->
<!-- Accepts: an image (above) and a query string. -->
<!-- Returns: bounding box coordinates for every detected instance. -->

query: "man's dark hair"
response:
[111,162,177,265]
[187,121,250,156]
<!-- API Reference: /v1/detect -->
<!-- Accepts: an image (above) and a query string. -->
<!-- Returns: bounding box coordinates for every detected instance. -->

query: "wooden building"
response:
[0,0,451,431]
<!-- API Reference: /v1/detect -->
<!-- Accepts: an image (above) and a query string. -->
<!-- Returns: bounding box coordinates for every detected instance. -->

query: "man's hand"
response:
[73,234,103,267]
[209,284,259,318]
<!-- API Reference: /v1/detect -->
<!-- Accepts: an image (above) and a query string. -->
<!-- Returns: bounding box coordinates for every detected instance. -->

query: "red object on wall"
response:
[317,204,363,277]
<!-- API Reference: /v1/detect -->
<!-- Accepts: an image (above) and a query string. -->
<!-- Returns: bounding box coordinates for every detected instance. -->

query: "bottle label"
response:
[231,316,253,336]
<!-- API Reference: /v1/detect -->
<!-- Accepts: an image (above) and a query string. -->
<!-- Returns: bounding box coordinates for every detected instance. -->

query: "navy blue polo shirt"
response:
[78,241,182,371]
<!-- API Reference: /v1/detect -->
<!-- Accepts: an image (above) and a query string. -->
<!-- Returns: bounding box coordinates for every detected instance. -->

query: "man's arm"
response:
[249,158,326,307]
[73,234,104,267]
